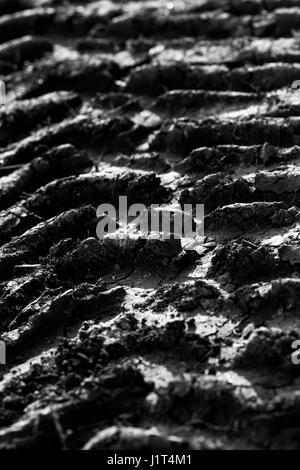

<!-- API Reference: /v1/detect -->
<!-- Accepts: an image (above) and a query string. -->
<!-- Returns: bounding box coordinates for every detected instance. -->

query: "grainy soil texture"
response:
[1,0,300,450]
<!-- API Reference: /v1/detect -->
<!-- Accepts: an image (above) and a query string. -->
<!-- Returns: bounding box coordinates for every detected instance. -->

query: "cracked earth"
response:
[0,0,300,450]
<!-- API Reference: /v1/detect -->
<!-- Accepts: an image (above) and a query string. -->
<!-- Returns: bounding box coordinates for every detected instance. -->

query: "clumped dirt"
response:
[1,0,300,450]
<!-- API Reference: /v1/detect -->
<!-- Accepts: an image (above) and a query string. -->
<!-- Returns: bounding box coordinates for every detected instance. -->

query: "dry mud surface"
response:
[1,0,300,450]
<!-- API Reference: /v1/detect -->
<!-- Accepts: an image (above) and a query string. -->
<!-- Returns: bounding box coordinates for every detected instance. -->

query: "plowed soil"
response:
[1,0,300,450]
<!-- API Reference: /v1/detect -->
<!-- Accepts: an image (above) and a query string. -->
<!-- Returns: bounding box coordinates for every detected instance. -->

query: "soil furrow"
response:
[1,0,300,451]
